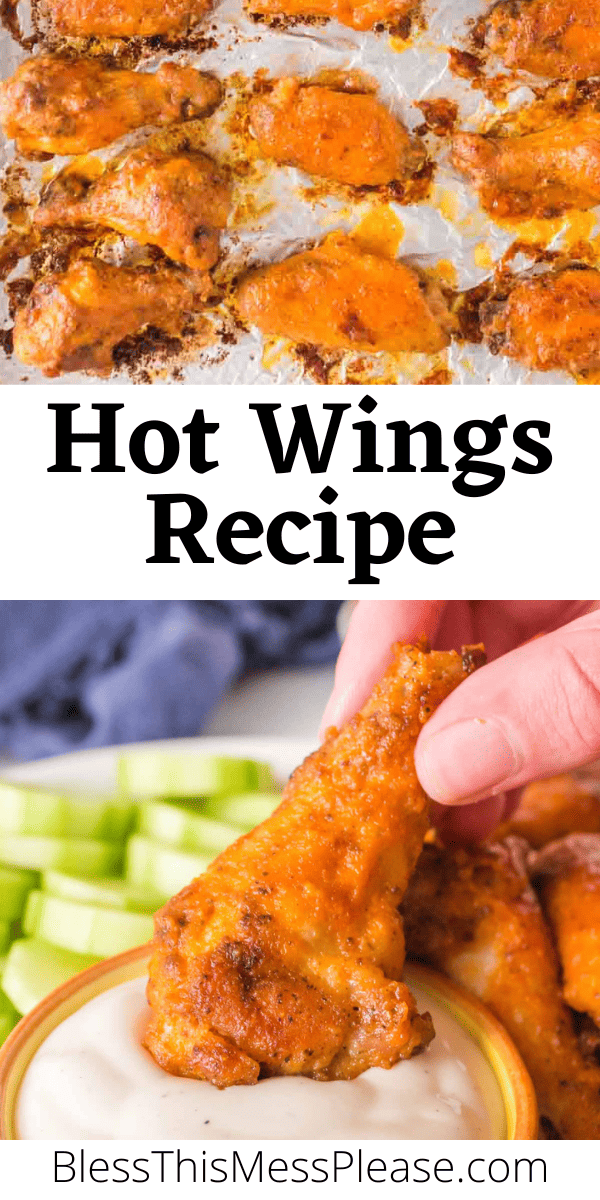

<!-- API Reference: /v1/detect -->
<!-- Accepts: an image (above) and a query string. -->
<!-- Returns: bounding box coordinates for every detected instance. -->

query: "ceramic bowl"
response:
[0,946,537,1140]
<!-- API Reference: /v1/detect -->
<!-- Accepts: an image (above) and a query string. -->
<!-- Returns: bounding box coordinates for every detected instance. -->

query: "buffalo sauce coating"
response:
[237,233,454,354]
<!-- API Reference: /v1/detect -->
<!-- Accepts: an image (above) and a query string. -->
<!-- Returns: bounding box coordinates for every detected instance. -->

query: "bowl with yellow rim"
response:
[0,945,538,1141]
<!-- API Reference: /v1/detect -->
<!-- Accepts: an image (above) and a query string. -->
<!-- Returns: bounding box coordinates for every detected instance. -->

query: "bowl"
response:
[0,945,537,1140]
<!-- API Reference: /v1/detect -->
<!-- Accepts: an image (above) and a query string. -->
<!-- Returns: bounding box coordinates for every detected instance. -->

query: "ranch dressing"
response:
[17,978,503,1139]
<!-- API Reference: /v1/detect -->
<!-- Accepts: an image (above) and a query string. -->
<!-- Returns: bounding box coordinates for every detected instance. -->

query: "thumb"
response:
[415,610,600,806]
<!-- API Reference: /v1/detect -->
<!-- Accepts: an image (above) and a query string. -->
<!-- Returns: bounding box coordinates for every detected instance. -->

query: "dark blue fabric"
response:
[0,602,341,761]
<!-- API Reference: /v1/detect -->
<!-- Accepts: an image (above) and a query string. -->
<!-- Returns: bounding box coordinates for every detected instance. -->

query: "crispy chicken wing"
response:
[13,259,207,376]
[39,0,213,38]
[249,79,423,187]
[144,641,484,1087]
[481,268,600,375]
[237,233,455,353]
[403,838,600,1139]
[483,0,600,79]
[453,111,600,219]
[0,58,221,158]
[35,147,231,271]
[533,835,600,1029]
[495,774,600,848]
[245,0,413,32]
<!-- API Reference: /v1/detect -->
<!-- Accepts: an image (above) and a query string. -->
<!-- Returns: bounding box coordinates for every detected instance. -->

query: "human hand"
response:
[320,601,600,841]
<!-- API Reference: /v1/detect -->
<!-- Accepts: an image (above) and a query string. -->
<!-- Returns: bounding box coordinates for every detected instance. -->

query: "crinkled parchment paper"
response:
[0,0,585,383]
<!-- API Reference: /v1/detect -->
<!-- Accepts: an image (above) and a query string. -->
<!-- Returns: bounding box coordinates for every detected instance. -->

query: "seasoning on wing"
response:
[403,838,600,1139]
[13,259,209,377]
[144,641,485,1088]
[0,58,222,158]
[35,147,231,271]
[483,0,600,79]
[495,774,600,848]
[452,111,600,220]
[532,834,600,1028]
[249,78,423,187]
[237,232,455,354]
[38,0,213,37]
[245,0,414,32]
[481,268,600,376]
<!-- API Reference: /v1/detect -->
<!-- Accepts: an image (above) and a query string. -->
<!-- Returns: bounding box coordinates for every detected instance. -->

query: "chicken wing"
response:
[245,0,413,32]
[249,79,423,187]
[532,835,600,1029]
[13,259,208,376]
[495,774,600,848]
[481,268,600,375]
[453,110,600,219]
[237,233,455,354]
[35,147,231,271]
[483,0,600,79]
[144,641,484,1087]
[0,58,222,158]
[39,0,213,38]
[403,838,600,1139]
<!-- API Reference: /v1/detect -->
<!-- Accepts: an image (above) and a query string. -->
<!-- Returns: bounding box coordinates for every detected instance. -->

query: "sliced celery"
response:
[0,920,11,955]
[0,781,135,841]
[203,792,280,829]
[126,835,211,896]
[137,801,240,855]
[0,835,122,876]
[24,891,153,957]
[0,989,18,1046]
[117,751,272,800]
[42,870,161,914]
[2,938,99,1015]
[0,863,38,921]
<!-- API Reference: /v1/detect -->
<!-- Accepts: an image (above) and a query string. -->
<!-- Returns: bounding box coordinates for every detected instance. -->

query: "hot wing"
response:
[249,79,422,186]
[495,774,600,848]
[481,268,600,376]
[0,58,221,157]
[403,838,600,1139]
[39,0,213,38]
[483,0,600,79]
[13,259,208,376]
[35,147,231,271]
[245,0,414,33]
[533,835,600,1028]
[237,233,454,353]
[144,641,484,1087]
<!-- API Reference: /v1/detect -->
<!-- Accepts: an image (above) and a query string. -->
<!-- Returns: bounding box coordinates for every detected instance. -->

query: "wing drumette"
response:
[13,259,208,376]
[532,835,600,1028]
[249,78,423,187]
[452,111,600,220]
[0,58,221,158]
[403,838,600,1139]
[237,233,455,354]
[483,0,600,79]
[245,0,414,32]
[144,641,484,1088]
[35,146,231,270]
[481,268,600,376]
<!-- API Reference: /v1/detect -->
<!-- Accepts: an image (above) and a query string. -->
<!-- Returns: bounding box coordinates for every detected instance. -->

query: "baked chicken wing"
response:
[249,79,422,187]
[144,641,484,1087]
[237,233,455,353]
[533,835,600,1029]
[13,259,208,376]
[39,0,213,38]
[0,58,221,158]
[481,268,600,375]
[403,838,600,1139]
[453,111,600,219]
[495,774,600,848]
[483,0,600,79]
[35,147,231,270]
[245,0,413,32]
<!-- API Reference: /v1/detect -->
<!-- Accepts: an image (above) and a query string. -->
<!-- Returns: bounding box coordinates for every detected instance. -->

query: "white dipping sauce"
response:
[17,978,503,1140]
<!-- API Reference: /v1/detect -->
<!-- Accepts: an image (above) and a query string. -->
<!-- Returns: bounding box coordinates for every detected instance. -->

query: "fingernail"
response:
[417,718,523,805]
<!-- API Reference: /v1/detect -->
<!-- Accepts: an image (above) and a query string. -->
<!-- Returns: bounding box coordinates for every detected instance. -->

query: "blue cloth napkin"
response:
[0,601,341,761]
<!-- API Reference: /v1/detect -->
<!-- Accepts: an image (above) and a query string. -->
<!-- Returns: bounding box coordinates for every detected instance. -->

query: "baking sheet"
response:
[0,0,583,383]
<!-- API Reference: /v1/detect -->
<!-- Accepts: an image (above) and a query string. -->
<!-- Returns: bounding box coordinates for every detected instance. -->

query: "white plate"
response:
[1,735,316,796]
